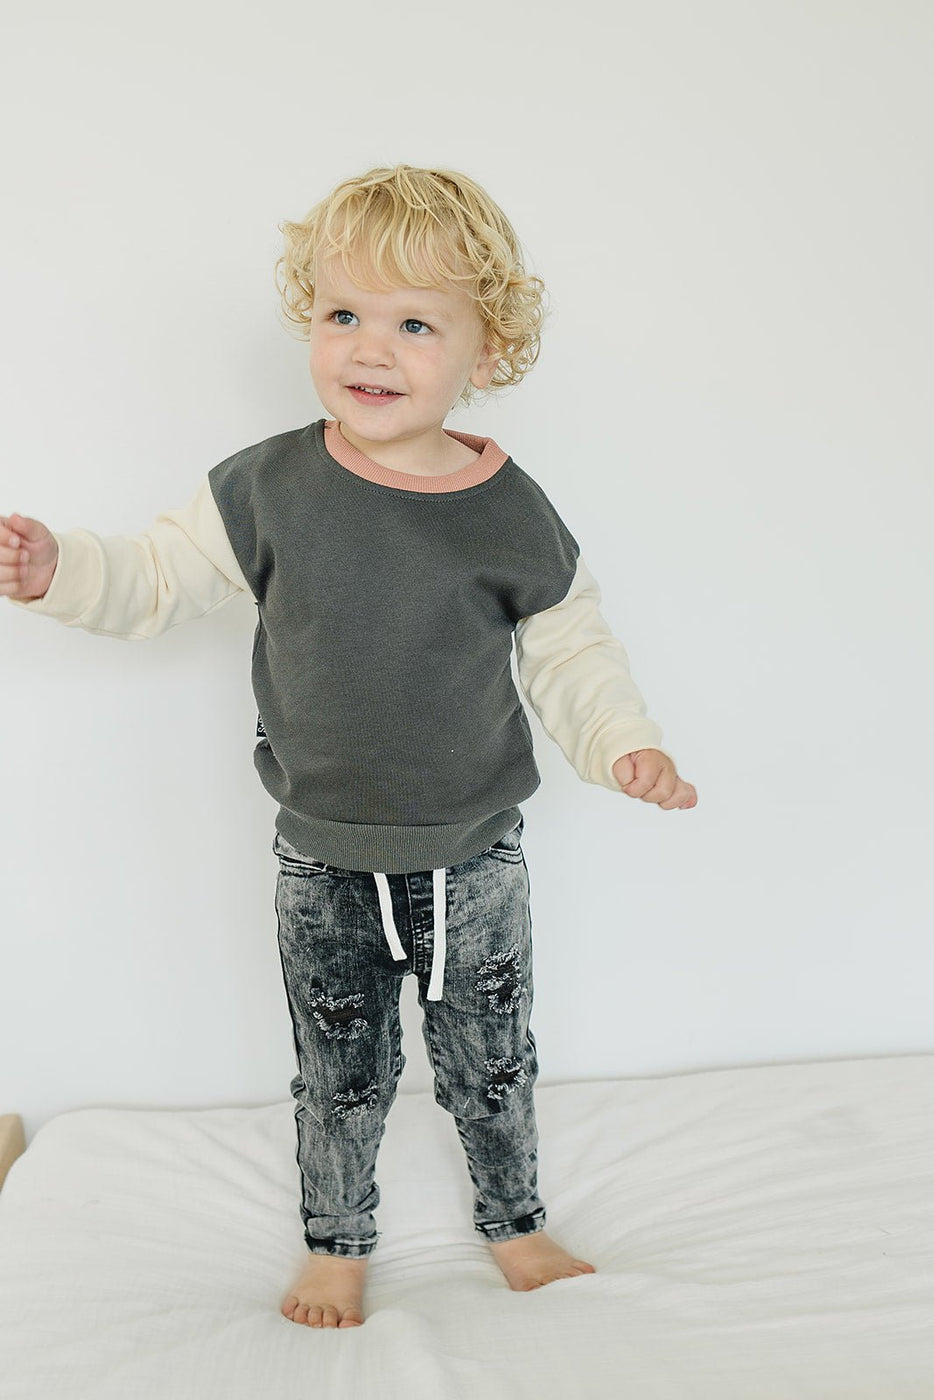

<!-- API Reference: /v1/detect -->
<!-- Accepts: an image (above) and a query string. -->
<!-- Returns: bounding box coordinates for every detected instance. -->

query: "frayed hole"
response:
[475,944,523,1015]
[331,1080,381,1120]
[485,1055,527,1102]
[310,990,369,1041]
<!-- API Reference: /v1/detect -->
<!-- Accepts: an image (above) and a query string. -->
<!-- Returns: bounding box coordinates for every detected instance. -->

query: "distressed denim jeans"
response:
[273,814,547,1257]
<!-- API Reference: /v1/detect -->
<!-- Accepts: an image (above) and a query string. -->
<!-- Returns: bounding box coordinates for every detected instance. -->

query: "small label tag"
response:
[256,713,267,739]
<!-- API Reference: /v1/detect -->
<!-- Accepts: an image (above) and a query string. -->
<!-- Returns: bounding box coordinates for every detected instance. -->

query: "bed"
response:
[1,1054,932,1399]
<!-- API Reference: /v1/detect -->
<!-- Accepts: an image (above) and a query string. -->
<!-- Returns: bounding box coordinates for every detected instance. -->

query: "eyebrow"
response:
[421,305,455,323]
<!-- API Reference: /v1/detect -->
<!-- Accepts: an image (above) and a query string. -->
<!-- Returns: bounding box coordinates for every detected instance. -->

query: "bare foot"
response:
[488,1229,596,1291]
[281,1252,369,1327]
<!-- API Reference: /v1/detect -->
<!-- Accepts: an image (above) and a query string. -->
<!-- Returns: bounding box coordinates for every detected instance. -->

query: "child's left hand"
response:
[612,750,698,809]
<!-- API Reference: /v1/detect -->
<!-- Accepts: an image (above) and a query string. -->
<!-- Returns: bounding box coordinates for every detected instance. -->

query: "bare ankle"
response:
[487,1230,596,1292]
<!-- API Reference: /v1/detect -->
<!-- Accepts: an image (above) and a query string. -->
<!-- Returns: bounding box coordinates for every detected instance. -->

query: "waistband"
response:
[273,816,524,1005]
[272,806,523,875]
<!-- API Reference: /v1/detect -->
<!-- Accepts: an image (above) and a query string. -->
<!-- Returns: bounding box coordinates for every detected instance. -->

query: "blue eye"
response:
[403,318,430,335]
[333,310,357,326]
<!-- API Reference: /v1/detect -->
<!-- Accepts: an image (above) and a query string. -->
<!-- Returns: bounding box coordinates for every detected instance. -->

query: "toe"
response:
[305,1306,323,1327]
[339,1310,364,1327]
[322,1305,340,1328]
[281,1294,299,1319]
[293,1304,310,1325]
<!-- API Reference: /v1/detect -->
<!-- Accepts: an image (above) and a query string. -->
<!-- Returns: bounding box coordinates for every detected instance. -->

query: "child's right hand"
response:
[0,514,59,602]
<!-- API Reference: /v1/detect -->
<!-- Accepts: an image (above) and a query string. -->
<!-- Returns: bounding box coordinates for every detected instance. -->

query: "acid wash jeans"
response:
[272,814,547,1258]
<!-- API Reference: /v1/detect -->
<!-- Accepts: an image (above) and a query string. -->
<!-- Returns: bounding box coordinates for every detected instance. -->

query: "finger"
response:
[5,514,42,542]
[0,544,32,570]
[657,777,688,810]
[612,755,636,789]
[620,773,654,799]
[619,753,663,797]
[0,528,31,553]
[641,775,677,806]
[1,528,33,553]
[626,754,672,800]
[659,781,697,810]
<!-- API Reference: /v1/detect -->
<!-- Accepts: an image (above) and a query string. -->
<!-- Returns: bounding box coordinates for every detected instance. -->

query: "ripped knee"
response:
[485,1055,528,1103]
[310,989,370,1041]
[475,943,523,1015]
[330,1079,381,1121]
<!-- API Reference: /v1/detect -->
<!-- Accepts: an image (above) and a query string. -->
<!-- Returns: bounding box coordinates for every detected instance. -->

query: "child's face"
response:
[308,255,498,458]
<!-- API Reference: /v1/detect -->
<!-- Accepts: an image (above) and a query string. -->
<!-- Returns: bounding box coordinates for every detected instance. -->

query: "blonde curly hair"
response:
[275,165,547,405]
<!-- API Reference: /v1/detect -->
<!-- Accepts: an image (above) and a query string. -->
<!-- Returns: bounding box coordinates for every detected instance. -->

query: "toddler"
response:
[1,164,697,1328]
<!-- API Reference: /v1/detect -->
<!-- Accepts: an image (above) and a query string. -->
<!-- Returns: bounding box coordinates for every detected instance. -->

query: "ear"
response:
[469,341,500,391]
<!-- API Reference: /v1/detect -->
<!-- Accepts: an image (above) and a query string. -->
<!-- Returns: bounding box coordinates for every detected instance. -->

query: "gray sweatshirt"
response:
[13,417,667,1000]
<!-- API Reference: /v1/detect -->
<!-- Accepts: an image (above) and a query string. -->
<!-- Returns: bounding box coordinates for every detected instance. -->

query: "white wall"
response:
[2,2,932,1144]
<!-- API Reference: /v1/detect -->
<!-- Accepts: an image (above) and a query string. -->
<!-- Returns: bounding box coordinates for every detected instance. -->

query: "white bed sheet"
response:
[1,1054,932,1399]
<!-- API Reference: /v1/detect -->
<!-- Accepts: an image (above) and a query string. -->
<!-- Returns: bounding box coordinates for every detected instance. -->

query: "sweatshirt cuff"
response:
[590,723,673,791]
[7,531,104,623]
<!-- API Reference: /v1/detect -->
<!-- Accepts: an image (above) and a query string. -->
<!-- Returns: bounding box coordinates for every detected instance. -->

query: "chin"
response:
[343,416,399,439]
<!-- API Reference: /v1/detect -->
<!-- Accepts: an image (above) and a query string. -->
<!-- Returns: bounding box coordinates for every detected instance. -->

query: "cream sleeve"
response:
[514,555,670,793]
[8,477,253,638]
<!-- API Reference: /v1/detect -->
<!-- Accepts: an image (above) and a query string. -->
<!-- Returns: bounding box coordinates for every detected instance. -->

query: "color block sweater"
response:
[13,418,667,999]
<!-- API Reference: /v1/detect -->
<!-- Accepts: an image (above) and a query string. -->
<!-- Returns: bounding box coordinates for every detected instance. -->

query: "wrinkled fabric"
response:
[272,815,546,1256]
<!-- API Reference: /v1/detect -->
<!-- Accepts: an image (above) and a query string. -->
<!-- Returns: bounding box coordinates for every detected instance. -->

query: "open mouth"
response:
[347,384,403,401]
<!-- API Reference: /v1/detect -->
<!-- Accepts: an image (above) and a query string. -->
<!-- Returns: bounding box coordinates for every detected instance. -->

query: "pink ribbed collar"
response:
[323,419,508,494]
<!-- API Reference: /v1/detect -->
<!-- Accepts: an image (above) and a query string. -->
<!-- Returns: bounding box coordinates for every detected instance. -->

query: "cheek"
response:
[414,342,465,383]
[308,334,337,378]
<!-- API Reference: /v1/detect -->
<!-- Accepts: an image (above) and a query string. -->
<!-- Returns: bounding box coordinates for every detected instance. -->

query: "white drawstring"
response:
[373,872,406,961]
[372,869,447,1002]
[428,868,447,1002]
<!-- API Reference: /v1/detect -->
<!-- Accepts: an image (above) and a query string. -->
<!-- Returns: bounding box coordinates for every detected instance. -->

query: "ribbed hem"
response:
[305,1234,379,1258]
[475,1207,547,1242]
[593,726,671,790]
[275,806,525,875]
[8,529,103,623]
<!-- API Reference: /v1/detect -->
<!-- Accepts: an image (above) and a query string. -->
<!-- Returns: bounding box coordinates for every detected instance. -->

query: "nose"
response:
[352,326,394,368]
